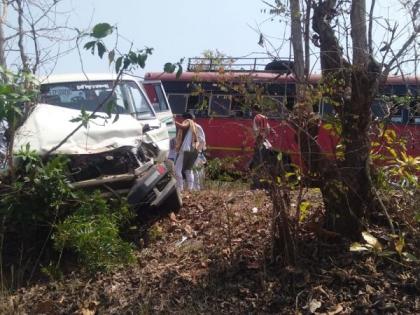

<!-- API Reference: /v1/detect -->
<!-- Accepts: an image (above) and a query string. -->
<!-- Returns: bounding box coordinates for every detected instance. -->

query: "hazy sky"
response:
[54,0,285,76]
[48,0,414,77]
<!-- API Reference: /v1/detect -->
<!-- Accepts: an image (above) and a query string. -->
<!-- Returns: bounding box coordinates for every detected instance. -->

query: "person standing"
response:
[192,124,206,190]
[252,113,272,148]
[250,111,276,189]
[174,113,205,191]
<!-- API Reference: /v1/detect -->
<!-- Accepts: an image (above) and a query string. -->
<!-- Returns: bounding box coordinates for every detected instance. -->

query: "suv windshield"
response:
[40,80,155,119]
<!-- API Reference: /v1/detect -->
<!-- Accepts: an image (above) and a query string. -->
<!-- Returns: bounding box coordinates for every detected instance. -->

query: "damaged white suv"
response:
[13,73,181,218]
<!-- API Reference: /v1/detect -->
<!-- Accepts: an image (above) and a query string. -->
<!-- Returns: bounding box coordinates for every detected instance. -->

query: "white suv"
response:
[38,73,170,160]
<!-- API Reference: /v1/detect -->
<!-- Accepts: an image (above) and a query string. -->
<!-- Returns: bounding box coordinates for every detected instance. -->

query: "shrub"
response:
[54,195,135,271]
[0,148,135,284]
[205,157,243,182]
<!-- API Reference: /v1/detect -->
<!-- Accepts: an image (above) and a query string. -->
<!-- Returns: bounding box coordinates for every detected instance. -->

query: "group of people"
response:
[169,112,206,191]
[168,110,274,192]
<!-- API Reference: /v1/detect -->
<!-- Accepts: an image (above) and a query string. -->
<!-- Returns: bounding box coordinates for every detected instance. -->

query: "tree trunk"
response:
[271,184,295,266]
[290,0,304,82]
[311,0,380,240]
[304,0,311,77]
[289,0,309,110]
[0,0,7,68]
[16,0,29,72]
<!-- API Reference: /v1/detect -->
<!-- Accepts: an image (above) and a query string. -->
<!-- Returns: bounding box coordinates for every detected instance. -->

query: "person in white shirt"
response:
[174,112,206,191]
[0,120,8,168]
[192,124,206,190]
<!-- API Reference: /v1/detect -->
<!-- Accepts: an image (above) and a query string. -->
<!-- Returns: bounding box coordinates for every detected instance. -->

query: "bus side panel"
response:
[195,117,255,170]
[176,116,305,171]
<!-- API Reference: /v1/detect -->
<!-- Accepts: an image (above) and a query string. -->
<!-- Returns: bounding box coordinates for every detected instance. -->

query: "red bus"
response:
[145,58,420,170]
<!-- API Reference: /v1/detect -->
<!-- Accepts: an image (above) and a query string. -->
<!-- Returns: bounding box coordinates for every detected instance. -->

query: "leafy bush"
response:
[205,157,243,182]
[370,126,420,229]
[0,148,135,282]
[54,193,135,271]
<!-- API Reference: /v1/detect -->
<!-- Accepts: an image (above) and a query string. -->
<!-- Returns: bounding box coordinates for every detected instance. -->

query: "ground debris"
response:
[1,188,418,314]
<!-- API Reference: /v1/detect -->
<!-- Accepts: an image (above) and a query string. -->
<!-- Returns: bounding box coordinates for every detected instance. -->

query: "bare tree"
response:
[0,0,76,74]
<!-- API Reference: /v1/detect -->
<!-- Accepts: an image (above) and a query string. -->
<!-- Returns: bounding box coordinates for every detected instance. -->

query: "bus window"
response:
[371,99,389,119]
[320,99,336,118]
[209,95,230,116]
[286,96,295,110]
[187,94,209,115]
[168,94,188,114]
[262,95,284,118]
[390,106,408,124]
[230,95,249,117]
[409,98,420,124]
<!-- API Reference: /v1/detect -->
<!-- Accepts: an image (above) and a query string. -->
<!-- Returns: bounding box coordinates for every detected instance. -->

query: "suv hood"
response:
[14,104,143,155]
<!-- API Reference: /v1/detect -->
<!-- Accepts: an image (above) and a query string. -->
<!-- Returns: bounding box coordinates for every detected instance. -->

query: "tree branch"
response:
[16,0,29,71]
[351,0,368,66]
[368,0,375,55]
[383,30,418,78]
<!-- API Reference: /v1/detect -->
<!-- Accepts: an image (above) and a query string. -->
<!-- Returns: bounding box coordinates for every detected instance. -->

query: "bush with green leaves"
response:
[0,147,135,282]
[54,192,135,271]
[205,157,243,182]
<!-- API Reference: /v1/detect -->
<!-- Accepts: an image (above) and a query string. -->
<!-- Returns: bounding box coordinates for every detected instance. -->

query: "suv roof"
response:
[39,73,138,84]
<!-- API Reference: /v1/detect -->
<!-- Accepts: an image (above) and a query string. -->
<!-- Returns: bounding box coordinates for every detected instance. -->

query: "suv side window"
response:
[125,82,155,119]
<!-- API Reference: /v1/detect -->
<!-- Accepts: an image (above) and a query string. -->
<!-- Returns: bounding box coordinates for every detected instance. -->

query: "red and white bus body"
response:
[145,71,420,171]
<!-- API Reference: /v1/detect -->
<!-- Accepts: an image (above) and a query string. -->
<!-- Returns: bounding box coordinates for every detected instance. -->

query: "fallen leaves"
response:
[2,188,419,314]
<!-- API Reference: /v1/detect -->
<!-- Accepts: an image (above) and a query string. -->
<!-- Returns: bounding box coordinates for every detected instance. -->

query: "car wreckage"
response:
[13,74,182,218]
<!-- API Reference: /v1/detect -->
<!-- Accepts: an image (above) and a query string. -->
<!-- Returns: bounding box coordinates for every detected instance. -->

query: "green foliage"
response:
[54,192,135,271]
[91,23,113,39]
[69,107,102,127]
[206,157,242,182]
[82,23,154,75]
[2,152,74,226]
[0,68,38,126]
[298,200,311,222]
[0,148,135,276]
[164,58,184,78]
[371,127,419,189]
[147,224,164,242]
[415,211,420,223]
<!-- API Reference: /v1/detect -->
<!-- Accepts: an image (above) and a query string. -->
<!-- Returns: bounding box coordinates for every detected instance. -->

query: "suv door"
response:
[142,80,176,139]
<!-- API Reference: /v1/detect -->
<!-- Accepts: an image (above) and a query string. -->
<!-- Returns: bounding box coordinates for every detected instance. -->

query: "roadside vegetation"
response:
[0,21,156,288]
[0,0,419,314]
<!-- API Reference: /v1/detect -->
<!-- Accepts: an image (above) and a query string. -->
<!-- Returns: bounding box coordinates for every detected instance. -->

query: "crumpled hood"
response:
[14,104,144,155]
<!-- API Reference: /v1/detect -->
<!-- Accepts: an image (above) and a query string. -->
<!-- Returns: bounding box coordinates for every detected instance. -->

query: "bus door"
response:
[142,80,176,138]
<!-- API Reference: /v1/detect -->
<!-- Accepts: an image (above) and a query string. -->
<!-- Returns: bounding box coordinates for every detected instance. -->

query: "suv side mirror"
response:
[142,124,151,133]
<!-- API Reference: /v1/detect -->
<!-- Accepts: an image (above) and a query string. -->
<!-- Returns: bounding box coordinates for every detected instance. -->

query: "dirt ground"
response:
[1,184,419,314]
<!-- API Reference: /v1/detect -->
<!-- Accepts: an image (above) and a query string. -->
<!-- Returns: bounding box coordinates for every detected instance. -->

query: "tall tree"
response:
[268,0,420,239]
[310,0,418,239]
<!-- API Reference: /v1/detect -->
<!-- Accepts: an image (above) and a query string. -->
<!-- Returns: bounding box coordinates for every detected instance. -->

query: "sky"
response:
[53,0,287,76]
[5,0,413,77]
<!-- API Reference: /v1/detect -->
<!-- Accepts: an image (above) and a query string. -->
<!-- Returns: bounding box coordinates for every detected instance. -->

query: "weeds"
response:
[54,201,135,271]
[206,157,243,182]
[0,149,135,288]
